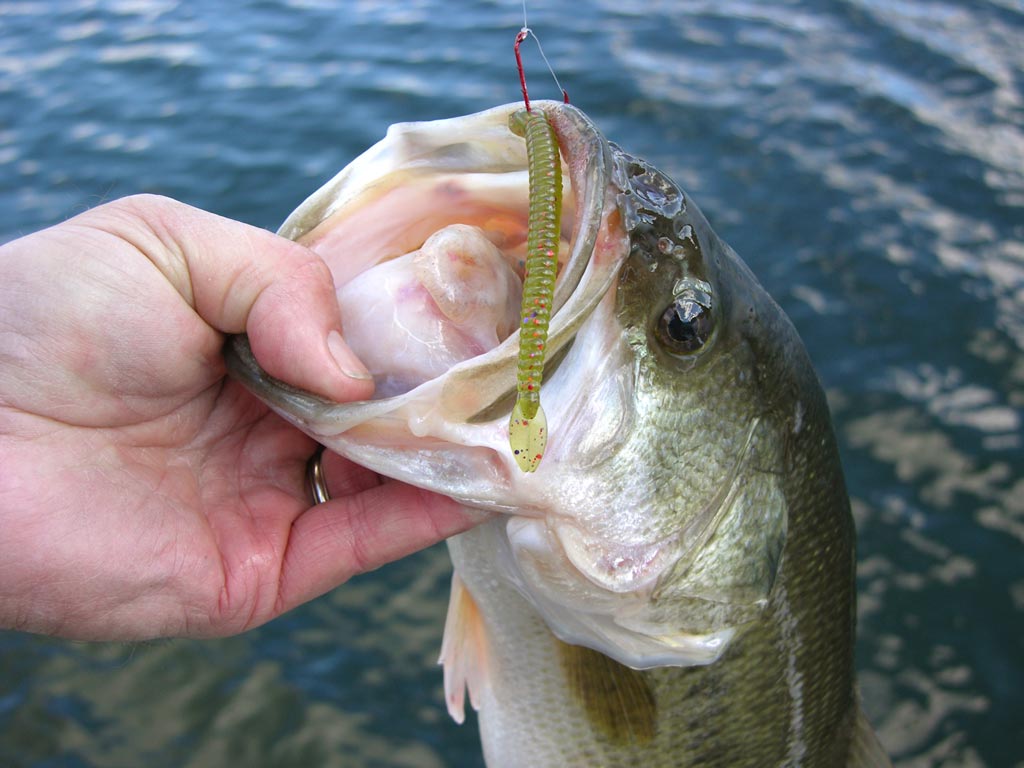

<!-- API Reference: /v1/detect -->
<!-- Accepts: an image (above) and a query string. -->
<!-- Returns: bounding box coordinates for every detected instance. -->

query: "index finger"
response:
[85,194,374,403]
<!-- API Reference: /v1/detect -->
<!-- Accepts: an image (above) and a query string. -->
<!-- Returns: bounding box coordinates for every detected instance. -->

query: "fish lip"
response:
[540,102,616,312]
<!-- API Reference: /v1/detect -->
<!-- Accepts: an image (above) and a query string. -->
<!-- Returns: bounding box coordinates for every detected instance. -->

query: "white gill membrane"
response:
[337,224,524,399]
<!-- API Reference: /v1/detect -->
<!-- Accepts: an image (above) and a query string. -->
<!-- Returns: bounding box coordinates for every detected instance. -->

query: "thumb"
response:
[96,194,373,402]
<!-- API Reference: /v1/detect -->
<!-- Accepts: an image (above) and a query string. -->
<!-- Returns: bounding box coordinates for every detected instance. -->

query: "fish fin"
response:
[557,640,657,745]
[439,570,491,725]
[846,702,892,767]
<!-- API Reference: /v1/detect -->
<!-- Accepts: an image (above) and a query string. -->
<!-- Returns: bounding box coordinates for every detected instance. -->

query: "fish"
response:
[224,101,890,767]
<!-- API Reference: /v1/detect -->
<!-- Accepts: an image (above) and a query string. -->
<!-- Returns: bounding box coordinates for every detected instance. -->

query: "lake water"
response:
[1,1,1022,766]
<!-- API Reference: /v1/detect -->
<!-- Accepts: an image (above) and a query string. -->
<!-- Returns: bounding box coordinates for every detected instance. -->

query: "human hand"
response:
[0,194,481,641]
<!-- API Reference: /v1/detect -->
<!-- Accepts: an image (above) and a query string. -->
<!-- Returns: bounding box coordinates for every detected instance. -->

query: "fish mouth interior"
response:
[275,102,583,401]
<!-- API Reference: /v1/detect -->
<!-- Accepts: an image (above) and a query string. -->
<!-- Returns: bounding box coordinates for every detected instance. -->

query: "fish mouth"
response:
[224,101,631,502]
[278,101,609,331]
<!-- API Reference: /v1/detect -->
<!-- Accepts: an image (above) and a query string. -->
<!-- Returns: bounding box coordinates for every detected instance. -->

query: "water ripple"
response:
[0,1,1021,765]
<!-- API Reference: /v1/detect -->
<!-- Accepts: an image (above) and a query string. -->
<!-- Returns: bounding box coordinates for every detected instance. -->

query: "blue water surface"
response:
[1,1,1022,766]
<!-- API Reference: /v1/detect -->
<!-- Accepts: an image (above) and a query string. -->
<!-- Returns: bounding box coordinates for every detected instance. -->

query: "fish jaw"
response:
[224,100,631,508]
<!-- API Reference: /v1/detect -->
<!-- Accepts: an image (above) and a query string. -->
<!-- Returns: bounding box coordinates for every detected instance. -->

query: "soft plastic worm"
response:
[508,107,562,473]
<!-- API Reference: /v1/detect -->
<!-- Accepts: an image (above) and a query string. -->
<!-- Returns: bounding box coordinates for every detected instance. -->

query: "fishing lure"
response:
[508,107,562,473]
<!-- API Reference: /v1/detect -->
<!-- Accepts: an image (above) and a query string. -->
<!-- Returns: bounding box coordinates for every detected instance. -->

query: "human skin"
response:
[0,194,481,641]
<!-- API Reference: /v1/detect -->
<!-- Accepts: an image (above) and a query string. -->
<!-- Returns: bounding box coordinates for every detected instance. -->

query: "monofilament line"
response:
[516,0,569,105]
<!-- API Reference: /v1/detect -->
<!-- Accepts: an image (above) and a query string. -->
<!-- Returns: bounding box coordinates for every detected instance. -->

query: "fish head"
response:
[501,148,808,669]
[226,102,824,670]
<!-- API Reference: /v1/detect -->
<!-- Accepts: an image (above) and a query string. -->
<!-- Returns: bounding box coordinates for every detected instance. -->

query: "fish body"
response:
[225,102,889,766]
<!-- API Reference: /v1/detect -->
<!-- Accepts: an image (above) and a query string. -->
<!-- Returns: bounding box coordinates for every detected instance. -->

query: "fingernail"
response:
[327,330,373,381]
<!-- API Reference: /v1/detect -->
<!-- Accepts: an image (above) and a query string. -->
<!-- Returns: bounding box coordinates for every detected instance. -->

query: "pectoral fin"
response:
[557,640,657,746]
[439,571,492,724]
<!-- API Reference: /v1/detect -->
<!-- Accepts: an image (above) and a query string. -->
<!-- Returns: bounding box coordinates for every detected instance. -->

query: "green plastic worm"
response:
[508,107,562,473]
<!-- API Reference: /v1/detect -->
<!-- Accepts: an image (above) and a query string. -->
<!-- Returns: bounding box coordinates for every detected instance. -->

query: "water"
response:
[1,1,1021,765]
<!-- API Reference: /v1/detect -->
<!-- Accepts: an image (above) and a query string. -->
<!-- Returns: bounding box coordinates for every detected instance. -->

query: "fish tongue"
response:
[337,224,522,399]
[412,224,522,334]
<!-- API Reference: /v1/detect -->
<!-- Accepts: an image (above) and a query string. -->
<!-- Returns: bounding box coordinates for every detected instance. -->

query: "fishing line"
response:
[514,3,569,109]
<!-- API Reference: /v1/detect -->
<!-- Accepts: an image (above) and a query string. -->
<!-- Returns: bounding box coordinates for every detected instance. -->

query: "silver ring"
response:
[306,445,330,504]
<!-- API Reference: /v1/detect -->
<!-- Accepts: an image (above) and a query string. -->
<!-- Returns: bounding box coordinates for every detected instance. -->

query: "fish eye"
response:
[656,295,714,355]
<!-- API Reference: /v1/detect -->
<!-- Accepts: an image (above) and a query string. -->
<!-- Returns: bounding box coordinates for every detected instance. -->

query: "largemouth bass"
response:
[225,101,889,766]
